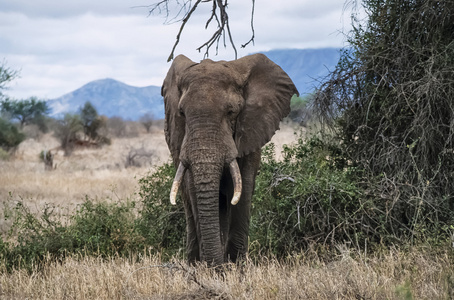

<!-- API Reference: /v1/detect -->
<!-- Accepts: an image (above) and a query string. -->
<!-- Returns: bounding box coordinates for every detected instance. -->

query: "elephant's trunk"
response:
[191,161,224,266]
[172,121,243,266]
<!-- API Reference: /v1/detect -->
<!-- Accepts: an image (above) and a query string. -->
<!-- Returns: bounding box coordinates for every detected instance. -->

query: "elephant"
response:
[162,53,298,267]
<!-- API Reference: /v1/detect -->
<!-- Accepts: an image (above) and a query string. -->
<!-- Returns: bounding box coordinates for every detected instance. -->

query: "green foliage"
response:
[250,136,363,256]
[0,197,140,272]
[0,117,25,151]
[76,102,110,145]
[290,95,308,111]
[0,97,50,128]
[52,108,110,156]
[68,198,141,256]
[136,163,186,257]
[288,94,313,125]
[0,163,185,271]
[80,101,100,140]
[53,113,83,156]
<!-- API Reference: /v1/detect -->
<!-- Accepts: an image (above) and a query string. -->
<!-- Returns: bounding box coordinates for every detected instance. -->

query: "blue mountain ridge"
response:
[47,48,340,120]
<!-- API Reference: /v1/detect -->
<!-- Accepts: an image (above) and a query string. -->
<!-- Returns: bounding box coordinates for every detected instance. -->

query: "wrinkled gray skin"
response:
[162,53,298,267]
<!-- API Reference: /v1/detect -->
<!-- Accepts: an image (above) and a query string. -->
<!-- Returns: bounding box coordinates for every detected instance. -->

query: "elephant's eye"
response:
[179,108,185,117]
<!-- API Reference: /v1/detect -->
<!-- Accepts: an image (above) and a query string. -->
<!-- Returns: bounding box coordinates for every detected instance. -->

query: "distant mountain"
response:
[259,48,340,96]
[47,78,163,120]
[47,48,340,120]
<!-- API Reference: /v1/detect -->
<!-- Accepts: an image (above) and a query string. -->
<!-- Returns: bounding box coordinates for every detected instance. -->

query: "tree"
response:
[139,113,155,133]
[0,97,50,128]
[149,0,256,61]
[0,61,18,101]
[54,113,83,156]
[314,0,454,238]
[79,101,100,140]
[0,117,25,151]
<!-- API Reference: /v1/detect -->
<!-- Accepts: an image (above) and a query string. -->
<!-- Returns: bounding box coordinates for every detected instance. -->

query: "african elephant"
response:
[162,53,298,267]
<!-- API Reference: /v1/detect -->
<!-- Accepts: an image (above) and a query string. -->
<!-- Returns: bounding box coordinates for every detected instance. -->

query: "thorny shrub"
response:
[314,0,454,243]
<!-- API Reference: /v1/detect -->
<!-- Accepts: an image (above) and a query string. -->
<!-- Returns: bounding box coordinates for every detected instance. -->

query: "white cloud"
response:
[0,0,151,18]
[0,0,354,99]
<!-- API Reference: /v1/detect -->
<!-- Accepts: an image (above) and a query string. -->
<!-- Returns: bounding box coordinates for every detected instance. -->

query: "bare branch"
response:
[241,0,255,48]
[167,0,203,61]
[148,0,255,60]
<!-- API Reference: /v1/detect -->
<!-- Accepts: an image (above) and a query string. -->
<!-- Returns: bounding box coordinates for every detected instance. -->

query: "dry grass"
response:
[0,128,170,211]
[0,123,299,211]
[0,248,452,299]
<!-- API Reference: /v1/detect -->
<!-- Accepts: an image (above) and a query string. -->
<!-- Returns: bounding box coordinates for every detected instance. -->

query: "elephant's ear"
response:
[228,53,299,157]
[162,54,195,162]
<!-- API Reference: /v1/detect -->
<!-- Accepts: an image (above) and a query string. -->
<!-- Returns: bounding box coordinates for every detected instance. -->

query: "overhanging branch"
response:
[148,0,256,61]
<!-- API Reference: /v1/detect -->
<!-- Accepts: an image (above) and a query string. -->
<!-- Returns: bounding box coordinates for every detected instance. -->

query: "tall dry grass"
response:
[1,248,452,299]
[0,124,297,212]
[1,130,169,205]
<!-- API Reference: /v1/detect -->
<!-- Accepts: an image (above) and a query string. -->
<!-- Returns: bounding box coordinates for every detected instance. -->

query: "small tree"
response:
[0,97,50,128]
[54,113,83,156]
[0,61,18,100]
[0,117,25,151]
[79,101,99,140]
[139,113,154,133]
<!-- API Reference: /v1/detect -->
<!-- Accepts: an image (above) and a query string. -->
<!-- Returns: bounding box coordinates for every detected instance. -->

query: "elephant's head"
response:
[162,53,298,265]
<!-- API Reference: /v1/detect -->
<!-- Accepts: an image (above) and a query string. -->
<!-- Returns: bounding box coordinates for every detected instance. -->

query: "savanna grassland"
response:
[1,123,453,299]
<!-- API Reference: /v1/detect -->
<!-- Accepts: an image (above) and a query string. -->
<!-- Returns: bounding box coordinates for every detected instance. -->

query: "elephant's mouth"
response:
[170,160,242,205]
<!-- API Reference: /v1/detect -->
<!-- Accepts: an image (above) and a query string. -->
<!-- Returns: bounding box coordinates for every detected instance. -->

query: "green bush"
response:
[250,135,364,256]
[0,163,184,272]
[0,198,140,272]
[136,163,186,258]
[0,117,25,151]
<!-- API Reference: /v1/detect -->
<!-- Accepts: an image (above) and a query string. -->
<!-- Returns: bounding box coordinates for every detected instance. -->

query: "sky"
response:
[0,0,354,99]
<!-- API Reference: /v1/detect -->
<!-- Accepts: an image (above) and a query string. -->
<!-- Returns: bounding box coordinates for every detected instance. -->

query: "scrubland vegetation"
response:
[1,126,453,299]
[2,0,454,298]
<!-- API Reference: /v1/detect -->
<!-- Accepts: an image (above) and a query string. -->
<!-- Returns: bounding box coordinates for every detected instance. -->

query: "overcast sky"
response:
[0,0,353,99]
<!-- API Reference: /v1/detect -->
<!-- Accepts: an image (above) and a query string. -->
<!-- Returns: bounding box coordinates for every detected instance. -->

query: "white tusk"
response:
[229,159,242,205]
[170,162,186,205]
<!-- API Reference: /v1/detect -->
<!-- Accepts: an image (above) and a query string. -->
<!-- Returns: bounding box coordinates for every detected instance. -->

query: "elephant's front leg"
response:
[181,181,199,263]
[227,150,261,262]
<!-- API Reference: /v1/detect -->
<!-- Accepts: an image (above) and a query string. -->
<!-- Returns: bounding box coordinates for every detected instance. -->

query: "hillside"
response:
[262,48,340,96]
[47,48,340,120]
[47,79,163,120]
